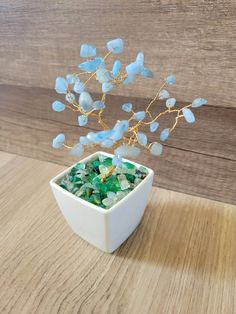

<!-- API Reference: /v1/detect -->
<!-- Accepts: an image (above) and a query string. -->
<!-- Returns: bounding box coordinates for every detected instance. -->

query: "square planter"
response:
[50,151,154,253]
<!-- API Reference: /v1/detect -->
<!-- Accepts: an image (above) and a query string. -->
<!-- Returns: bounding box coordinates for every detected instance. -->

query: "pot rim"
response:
[50,151,154,214]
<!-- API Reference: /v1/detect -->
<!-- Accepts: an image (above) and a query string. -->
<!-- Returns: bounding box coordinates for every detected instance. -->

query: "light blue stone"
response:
[102,82,113,93]
[52,101,65,112]
[93,100,105,110]
[78,115,88,126]
[55,77,68,94]
[65,92,75,104]
[166,97,176,108]
[73,81,85,94]
[69,143,84,156]
[52,133,65,149]
[160,128,170,141]
[113,120,129,132]
[182,108,195,123]
[80,44,96,58]
[110,130,123,141]
[141,67,154,78]
[165,75,176,85]
[192,98,208,107]
[137,132,148,146]
[66,74,78,84]
[150,142,163,156]
[106,38,124,54]
[136,52,144,66]
[150,121,159,133]
[87,130,113,143]
[133,111,146,121]
[96,68,111,83]
[123,75,134,85]
[122,103,132,112]
[78,57,103,73]
[114,145,140,157]
[112,60,122,77]
[112,154,123,167]
[159,89,170,100]
[80,136,90,145]
[126,62,142,77]
[101,139,113,148]
[79,92,93,112]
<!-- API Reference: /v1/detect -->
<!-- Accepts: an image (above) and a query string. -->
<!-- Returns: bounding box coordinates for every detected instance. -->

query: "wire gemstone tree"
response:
[52,38,207,170]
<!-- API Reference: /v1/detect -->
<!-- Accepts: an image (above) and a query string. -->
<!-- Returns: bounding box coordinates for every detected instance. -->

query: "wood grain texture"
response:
[0,0,235,108]
[0,84,236,204]
[0,151,236,314]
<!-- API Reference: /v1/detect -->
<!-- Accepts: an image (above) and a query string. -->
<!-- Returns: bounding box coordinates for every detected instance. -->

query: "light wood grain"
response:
[0,0,235,108]
[0,151,236,314]
[1,84,236,204]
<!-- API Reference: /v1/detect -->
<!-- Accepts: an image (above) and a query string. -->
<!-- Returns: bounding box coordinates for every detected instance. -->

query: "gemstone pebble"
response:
[58,154,148,209]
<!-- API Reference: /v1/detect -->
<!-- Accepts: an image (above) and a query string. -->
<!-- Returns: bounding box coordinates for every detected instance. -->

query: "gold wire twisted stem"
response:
[101,165,116,183]
[63,143,72,149]
[146,81,166,112]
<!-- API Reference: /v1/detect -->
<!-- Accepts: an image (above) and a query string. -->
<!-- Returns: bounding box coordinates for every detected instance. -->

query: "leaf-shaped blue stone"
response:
[112,154,123,167]
[80,136,90,145]
[69,143,84,156]
[66,74,78,84]
[165,75,176,85]
[102,82,113,93]
[112,60,122,77]
[166,98,176,108]
[159,89,170,100]
[114,145,141,157]
[55,77,68,94]
[106,38,124,54]
[101,139,114,148]
[52,133,65,149]
[78,57,103,73]
[93,100,105,110]
[150,142,163,156]
[141,67,154,78]
[150,122,159,132]
[113,120,129,132]
[136,52,144,66]
[126,62,142,77]
[52,101,65,112]
[78,115,88,126]
[79,92,93,112]
[87,130,113,143]
[65,92,75,104]
[122,103,132,112]
[182,108,195,123]
[160,128,170,141]
[137,132,148,146]
[133,111,146,121]
[123,75,134,85]
[80,44,96,58]
[192,98,208,107]
[73,81,85,94]
[96,68,111,83]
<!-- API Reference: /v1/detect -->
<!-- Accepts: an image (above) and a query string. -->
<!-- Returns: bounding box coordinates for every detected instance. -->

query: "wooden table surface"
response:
[0,151,236,314]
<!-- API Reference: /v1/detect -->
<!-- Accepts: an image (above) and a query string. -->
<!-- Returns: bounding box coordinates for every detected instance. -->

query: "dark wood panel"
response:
[0,0,235,108]
[0,84,235,204]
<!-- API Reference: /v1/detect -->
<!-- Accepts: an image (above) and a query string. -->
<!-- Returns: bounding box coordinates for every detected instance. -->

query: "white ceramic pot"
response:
[50,151,154,253]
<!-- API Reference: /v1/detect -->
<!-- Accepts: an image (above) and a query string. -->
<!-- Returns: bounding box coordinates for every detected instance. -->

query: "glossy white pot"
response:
[50,151,154,253]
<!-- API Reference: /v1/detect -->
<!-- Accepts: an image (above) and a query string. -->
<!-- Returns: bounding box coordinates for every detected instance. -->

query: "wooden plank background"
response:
[0,0,235,107]
[0,0,235,204]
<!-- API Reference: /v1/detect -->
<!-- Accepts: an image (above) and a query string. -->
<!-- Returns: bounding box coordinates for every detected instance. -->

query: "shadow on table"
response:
[114,196,236,276]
